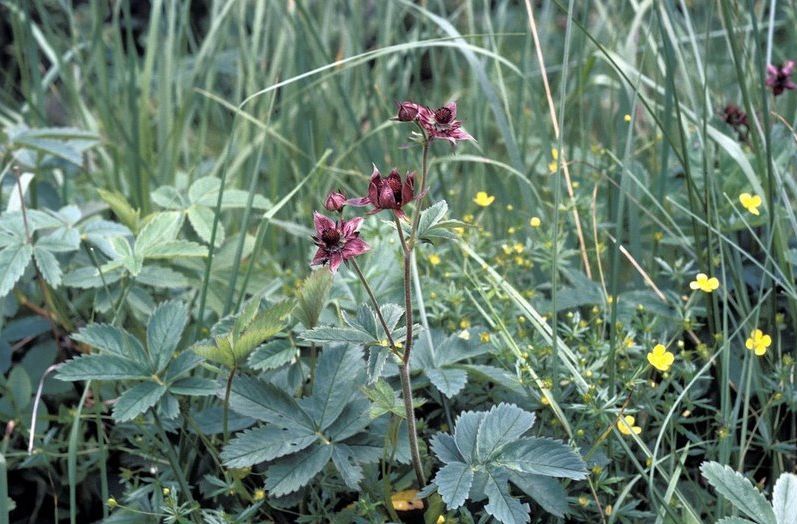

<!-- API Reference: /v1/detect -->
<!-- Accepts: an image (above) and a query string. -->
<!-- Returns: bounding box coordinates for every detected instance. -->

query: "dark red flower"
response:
[324,190,347,212]
[311,212,369,273]
[417,101,474,145]
[395,101,420,122]
[722,104,749,142]
[766,61,796,96]
[348,165,422,219]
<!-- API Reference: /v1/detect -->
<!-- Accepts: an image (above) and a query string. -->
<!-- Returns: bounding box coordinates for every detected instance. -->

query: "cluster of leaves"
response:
[426,403,587,523]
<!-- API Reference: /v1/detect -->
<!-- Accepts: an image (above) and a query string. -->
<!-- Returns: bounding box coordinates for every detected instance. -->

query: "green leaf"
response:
[426,368,468,399]
[70,324,149,366]
[97,189,140,232]
[135,265,189,288]
[233,300,294,361]
[164,351,203,382]
[248,339,296,371]
[363,379,404,418]
[221,425,318,468]
[331,444,363,490]
[0,244,33,298]
[56,354,150,381]
[476,403,536,461]
[324,398,370,442]
[141,240,208,258]
[151,186,186,209]
[7,366,32,411]
[701,462,777,524]
[147,301,188,373]
[33,246,62,287]
[484,468,530,524]
[430,433,464,464]
[294,269,333,329]
[497,438,587,480]
[169,377,217,396]
[300,326,374,345]
[36,228,80,252]
[716,518,759,524]
[135,212,184,256]
[306,345,363,430]
[187,205,224,246]
[192,340,235,368]
[416,200,448,239]
[227,375,314,430]
[112,382,167,422]
[453,411,486,463]
[265,444,333,497]
[773,473,797,524]
[508,472,569,518]
[434,461,473,509]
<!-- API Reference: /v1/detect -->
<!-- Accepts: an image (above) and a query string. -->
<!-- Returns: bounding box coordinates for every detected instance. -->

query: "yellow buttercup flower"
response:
[460,318,471,329]
[253,489,265,501]
[689,273,720,293]
[624,114,631,122]
[473,191,495,207]
[745,329,771,356]
[647,344,674,372]
[391,490,423,511]
[739,192,762,215]
[480,332,491,343]
[530,216,541,228]
[617,415,641,436]
[428,254,441,266]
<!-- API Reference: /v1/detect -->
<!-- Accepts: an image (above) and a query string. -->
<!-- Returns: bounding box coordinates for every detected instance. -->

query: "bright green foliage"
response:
[192,299,295,368]
[221,345,377,496]
[152,176,271,246]
[294,269,333,329]
[427,403,587,523]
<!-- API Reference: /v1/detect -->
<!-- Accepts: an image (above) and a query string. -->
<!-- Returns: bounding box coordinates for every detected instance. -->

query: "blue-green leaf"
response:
[248,339,297,371]
[265,444,333,497]
[484,468,530,524]
[227,375,313,430]
[430,433,464,464]
[773,473,797,524]
[508,472,569,518]
[497,438,587,480]
[307,345,363,430]
[32,246,62,287]
[0,244,33,298]
[701,462,777,524]
[169,377,217,396]
[112,382,167,422]
[454,411,486,463]
[147,301,188,373]
[57,355,150,381]
[331,444,363,490]
[70,324,149,366]
[221,425,317,468]
[476,403,535,461]
[426,367,468,398]
[434,461,473,509]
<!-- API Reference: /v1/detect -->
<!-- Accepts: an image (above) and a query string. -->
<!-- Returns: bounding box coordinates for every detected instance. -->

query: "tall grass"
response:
[1,0,795,521]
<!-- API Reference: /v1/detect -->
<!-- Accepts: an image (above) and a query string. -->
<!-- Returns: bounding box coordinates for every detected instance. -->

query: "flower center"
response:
[435,107,453,124]
[320,228,341,247]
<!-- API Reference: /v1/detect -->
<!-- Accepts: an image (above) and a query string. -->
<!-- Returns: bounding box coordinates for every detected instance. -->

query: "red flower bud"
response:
[324,191,347,212]
[396,101,420,122]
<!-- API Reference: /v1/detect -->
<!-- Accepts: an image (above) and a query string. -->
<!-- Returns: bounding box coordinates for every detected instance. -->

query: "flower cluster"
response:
[309,100,473,273]
[395,100,474,145]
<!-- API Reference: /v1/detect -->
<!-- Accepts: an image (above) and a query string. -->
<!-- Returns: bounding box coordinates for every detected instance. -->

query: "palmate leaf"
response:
[112,382,167,422]
[304,345,363,430]
[232,300,295,360]
[265,445,334,497]
[221,425,318,468]
[426,368,467,398]
[430,433,464,464]
[508,471,569,518]
[294,269,333,329]
[248,339,296,371]
[71,323,149,365]
[701,462,777,524]
[454,411,486,462]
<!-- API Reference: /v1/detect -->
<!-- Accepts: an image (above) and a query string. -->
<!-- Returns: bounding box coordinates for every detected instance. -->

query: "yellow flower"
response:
[460,319,471,329]
[739,192,762,215]
[647,344,674,372]
[162,487,171,496]
[617,415,641,435]
[437,516,446,524]
[689,273,720,293]
[623,114,631,122]
[463,213,474,223]
[530,216,541,228]
[391,490,423,511]
[506,204,514,211]
[253,489,265,501]
[548,147,559,173]
[513,243,524,253]
[480,332,491,343]
[745,329,771,356]
[428,254,441,266]
[501,244,513,255]
[473,191,495,207]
